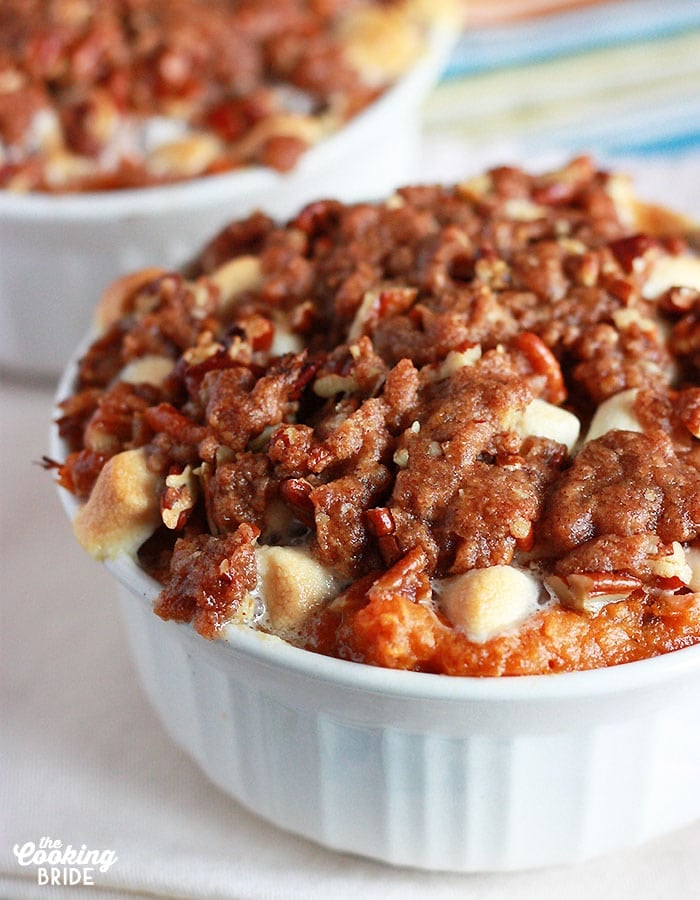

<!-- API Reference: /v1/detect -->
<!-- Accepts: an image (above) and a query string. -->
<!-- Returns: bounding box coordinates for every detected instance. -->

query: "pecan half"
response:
[365,506,401,564]
[546,572,643,613]
[279,477,315,528]
[514,331,566,404]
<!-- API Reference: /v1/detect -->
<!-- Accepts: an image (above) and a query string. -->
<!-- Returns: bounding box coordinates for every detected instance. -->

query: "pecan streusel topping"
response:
[52,157,700,673]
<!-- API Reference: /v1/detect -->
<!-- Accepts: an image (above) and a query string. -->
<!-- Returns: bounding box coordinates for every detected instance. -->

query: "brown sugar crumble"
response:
[53,156,700,674]
[1,0,432,192]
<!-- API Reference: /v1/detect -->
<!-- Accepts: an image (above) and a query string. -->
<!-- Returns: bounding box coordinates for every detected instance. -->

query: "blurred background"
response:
[424,0,700,181]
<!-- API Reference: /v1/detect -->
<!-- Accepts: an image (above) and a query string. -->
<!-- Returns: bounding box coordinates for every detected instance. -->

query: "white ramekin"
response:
[50,346,700,873]
[1,26,455,380]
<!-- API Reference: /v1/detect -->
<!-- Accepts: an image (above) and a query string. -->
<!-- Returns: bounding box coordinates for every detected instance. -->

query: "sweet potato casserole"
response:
[50,157,700,675]
[1,0,434,192]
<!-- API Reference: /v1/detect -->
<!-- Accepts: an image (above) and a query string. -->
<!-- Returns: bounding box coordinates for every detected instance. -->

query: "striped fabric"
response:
[429,0,700,158]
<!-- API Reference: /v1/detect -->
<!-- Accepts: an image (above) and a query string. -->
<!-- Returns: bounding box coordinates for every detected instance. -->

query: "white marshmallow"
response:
[515,398,580,453]
[585,388,642,443]
[255,546,341,637]
[642,255,700,299]
[437,565,541,643]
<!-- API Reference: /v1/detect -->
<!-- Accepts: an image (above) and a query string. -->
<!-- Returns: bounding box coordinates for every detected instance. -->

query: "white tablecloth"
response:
[3,144,700,900]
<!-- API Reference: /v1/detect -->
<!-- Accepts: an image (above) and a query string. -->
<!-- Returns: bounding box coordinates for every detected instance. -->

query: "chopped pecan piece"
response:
[161,464,199,530]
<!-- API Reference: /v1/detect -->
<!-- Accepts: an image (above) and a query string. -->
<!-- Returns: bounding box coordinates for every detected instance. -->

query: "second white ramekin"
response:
[1,26,455,379]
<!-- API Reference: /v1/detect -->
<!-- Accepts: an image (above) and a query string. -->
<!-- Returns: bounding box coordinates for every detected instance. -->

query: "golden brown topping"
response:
[54,158,700,668]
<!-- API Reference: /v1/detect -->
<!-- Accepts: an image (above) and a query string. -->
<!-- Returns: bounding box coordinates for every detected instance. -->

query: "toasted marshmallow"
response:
[255,545,341,637]
[95,267,166,333]
[437,565,541,643]
[73,448,162,559]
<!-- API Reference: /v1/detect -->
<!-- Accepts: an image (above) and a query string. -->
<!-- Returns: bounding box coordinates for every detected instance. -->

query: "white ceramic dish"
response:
[50,345,700,873]
[1,26,454,379]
